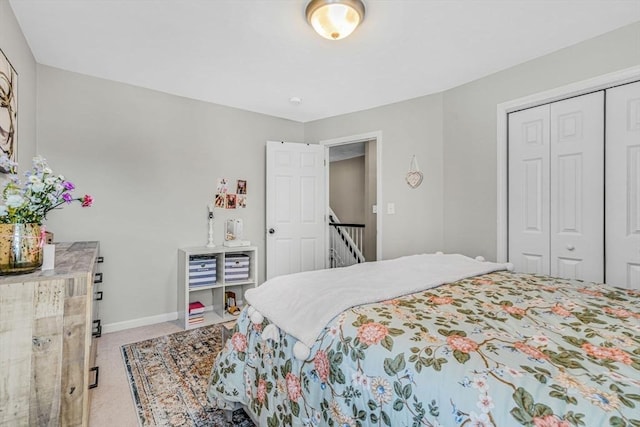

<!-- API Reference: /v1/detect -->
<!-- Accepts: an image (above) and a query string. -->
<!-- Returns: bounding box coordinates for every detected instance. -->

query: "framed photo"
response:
[226,193,237,209]
[214,193,226,208]
[216,177,229,193]
[237,195,247,208]
[0,48,18,173]
[236,179,247,194]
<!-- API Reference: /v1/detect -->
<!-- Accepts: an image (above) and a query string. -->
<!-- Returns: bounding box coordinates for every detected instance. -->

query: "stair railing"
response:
[328,208,365,268]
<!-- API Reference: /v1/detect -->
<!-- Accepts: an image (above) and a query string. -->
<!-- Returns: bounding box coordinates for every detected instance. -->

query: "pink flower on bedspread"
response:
[256,378,267,403]
[285,373,302,401]
[231,332,247,352]
[357,322,389,346]
[532,415,570,427]
[502,305,526,316]
[473,278,494,286]
[514,342,549,360]
[314,350,330,383]
[447,335,479,353]
[578,288,603,297]
[582,343,632,365]
[429,296,454,305]
[603,306,640,319]
[551,305,572,317]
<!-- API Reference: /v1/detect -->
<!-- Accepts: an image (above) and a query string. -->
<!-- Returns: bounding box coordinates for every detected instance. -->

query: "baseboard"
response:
[103,311,179,334]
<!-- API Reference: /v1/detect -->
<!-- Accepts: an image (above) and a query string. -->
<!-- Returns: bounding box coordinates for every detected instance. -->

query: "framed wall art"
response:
[0,48,17,173]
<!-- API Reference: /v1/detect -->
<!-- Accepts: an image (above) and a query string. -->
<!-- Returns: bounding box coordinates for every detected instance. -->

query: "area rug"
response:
[121,325,254,427]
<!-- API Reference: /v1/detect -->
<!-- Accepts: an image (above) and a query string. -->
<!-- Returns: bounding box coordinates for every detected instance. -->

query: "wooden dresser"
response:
[0,241,100,426]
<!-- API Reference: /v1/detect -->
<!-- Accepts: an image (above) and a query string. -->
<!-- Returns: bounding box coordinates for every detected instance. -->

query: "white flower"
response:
[43,167,52,174]
[6,194,24,208]
[28,175,41,184]
[31,182,45,193]
[351,371,368,387]
[477,394,495,413]
[54,183,64,191]
[370,377,392,404]
[32,156,46,168]
[0,206,7,216]
[328,325,340,337]
[469,411,494,427]
[472,375,489,392]
[44,177,56,185]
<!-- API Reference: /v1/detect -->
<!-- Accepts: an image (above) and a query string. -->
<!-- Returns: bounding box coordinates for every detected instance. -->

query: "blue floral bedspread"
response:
[207,272,640,426]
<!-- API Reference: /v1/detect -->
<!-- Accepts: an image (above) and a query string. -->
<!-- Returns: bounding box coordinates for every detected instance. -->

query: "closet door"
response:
[508,104,550,274]
[550,91,604,283]
[606,81,640,289]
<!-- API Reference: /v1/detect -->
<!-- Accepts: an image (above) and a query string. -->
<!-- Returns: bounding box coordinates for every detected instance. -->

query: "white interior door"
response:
[266,141,326,280]
[606,81,640,289]
[508,104,551,274]
[549,91,604,282]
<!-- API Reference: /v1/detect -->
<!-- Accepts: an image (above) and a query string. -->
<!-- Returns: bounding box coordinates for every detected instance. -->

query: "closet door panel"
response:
[606,81,640,289]
[508,104,550,275]
[550,91,604,283]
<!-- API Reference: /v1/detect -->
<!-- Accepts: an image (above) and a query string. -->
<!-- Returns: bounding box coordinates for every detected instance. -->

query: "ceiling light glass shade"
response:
[306,0,365,40]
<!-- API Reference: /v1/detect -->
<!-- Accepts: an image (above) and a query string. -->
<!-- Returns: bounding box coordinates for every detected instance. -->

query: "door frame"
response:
[320,131,383,264]
[496,65,640,262]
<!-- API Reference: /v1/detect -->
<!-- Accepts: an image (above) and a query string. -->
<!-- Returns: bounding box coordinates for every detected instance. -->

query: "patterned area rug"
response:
[121,325,254,427]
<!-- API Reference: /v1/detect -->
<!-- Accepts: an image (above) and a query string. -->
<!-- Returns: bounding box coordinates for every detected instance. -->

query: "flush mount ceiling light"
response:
[305,0,365,40]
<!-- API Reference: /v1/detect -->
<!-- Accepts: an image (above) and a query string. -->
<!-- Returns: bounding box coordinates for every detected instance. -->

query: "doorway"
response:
[321,131,382,266]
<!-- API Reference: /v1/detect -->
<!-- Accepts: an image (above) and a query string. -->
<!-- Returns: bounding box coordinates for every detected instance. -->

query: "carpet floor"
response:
[121,325,254,427]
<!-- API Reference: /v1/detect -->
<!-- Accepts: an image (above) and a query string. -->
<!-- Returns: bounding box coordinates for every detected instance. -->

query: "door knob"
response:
[268,228,275,234]
[566,244,575,251]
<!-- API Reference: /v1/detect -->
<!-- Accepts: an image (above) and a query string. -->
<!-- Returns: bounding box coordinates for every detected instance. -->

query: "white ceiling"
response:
[9,0,640,123]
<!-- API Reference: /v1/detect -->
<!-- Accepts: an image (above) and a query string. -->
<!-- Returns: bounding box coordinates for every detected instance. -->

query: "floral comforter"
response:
[208,272,640,427]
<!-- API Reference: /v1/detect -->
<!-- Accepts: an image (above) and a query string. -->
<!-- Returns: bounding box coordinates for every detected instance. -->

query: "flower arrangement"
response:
[0,154,92,225]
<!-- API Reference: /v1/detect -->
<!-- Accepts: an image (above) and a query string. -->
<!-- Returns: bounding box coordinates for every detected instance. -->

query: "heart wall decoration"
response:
[406,155,424,189]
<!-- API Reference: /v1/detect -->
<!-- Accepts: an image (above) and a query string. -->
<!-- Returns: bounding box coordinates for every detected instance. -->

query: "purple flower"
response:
[63,181,75,191]
[62,193,73,203]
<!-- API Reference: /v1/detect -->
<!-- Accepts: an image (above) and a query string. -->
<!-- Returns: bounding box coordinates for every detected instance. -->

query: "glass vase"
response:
[0,223,44,275]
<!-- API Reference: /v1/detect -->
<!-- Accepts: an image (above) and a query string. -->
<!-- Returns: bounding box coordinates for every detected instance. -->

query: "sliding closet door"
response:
[549,91,604,283]
[508,104,551,274]
[606,81,640,289]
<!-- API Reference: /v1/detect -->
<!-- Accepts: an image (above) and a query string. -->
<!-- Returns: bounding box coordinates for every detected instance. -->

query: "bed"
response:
[207,254,640,426]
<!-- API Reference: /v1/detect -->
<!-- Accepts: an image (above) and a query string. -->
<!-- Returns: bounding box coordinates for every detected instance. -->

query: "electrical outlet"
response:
[372,205,377,214]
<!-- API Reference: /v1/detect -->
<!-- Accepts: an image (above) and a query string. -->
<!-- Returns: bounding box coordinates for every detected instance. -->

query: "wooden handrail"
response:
[329,222,365,228]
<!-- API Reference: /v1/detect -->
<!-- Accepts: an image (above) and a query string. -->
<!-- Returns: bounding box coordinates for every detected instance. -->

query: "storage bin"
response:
[189,255,216,287]
[225,254,249,281]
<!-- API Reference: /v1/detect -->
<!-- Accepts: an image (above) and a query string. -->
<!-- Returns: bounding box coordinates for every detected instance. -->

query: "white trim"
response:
[103,311,178,334]
[496,65,640,262]
[320,131,383,261]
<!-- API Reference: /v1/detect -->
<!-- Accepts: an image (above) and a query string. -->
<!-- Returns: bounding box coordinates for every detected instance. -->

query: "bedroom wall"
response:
[442,21,640,261]
[0,0,37,167]
[304,94,444,260]
[36,65,304,329]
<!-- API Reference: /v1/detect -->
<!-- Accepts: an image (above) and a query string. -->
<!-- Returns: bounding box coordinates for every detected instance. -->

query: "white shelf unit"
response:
[177,245,258,329]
